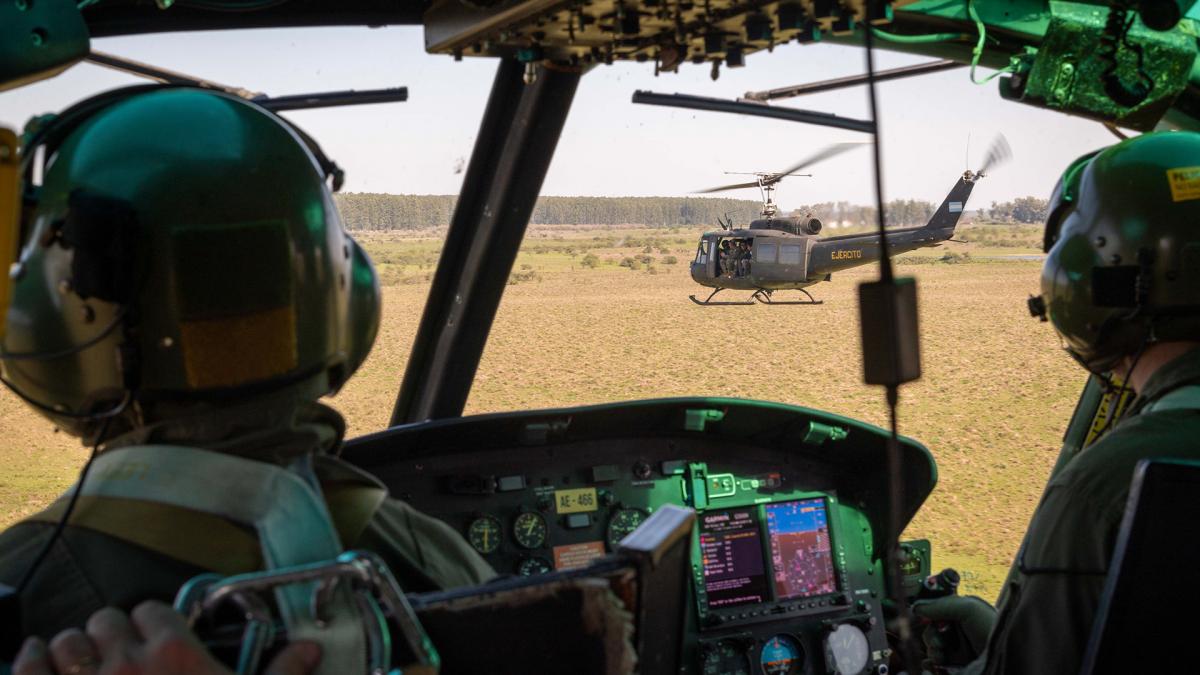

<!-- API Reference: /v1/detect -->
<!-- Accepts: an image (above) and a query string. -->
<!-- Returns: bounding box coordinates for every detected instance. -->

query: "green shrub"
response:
[508,269,542,284]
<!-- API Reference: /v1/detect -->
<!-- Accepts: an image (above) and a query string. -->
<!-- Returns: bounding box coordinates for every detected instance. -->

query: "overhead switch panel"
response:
[424,0,895,69]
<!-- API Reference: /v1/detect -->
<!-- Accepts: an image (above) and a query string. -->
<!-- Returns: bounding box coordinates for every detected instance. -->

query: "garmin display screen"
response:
[700,507,770,608]
[765,498,837,600]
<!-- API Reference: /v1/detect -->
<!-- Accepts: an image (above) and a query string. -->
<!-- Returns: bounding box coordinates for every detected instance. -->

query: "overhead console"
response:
[423,0,897,67]
[343,398,936,674]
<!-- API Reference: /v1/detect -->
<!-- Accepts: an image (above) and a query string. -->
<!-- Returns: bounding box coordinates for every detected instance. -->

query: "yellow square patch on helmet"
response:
[170,220,298,390]
[179,305,297,389]
[1167,166,1200,202]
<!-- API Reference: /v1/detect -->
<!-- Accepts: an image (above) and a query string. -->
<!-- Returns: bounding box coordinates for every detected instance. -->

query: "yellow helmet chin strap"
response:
[0,128,19,342]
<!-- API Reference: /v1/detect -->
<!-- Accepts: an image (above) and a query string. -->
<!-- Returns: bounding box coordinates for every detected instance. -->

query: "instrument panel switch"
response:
[632,460,653,480]
[591,465,620,482]
[497,475,526,492]
[565,513,592,529]
[660,460,686,476]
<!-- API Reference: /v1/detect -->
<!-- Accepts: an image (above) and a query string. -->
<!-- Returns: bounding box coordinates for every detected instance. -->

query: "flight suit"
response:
[0,396,495,639]
[971,348,1200,675]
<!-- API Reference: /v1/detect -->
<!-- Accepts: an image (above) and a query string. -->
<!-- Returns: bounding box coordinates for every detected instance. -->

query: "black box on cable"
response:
[858,278,922,386]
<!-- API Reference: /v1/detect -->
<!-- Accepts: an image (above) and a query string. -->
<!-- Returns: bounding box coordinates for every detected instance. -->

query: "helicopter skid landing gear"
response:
[689,288,756,306]
[752,289,823,305]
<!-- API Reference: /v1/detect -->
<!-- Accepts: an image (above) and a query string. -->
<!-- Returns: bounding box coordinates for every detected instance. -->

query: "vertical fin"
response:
[922,174,976,233]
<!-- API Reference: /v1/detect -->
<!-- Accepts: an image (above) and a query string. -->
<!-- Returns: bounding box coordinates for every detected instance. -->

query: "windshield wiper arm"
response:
[742,59,965,102]
[631,90,874,134]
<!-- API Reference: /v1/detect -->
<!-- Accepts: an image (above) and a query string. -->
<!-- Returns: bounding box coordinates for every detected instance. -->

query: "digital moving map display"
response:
[764,498,837,600]
[699,508,769,608]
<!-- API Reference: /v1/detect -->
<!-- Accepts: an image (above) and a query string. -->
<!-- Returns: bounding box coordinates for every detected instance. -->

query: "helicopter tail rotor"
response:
[975,133,1012,177]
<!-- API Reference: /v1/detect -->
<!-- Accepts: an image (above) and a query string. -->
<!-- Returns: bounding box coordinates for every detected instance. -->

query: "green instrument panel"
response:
[344,398,938,675]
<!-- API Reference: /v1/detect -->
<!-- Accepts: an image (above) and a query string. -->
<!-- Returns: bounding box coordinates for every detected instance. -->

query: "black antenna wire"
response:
[863,24,922,674]
[14,404,123,593]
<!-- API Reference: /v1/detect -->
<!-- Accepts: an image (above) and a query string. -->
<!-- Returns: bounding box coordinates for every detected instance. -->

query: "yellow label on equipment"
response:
[554,487,598,514]
[0,128,20,341]
[1167,167,1200,202]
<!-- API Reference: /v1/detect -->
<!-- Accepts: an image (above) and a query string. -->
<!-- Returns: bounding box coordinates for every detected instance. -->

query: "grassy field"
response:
[0,221,1077,600]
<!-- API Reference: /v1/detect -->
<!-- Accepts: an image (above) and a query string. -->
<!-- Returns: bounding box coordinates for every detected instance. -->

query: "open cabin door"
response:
[695,237,716,278]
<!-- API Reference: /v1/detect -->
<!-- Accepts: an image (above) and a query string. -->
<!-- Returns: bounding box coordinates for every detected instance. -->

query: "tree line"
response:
[334,192,1051,230]
[982,197,1050,224]
[334,193,763,230]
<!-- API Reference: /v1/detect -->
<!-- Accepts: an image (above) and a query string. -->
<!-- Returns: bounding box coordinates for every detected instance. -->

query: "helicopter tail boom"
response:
[921,172,977,234]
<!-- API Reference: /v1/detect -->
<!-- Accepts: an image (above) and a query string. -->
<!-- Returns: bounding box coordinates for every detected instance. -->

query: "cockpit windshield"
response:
[0,20,1118,604]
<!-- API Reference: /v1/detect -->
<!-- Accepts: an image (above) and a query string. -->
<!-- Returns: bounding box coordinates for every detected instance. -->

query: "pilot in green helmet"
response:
[916,131,1200,674]
[0,87,494,647]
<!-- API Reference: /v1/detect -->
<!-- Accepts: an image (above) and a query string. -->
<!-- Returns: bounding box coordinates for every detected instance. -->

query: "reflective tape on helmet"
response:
[0,128,19,341]
[1167,166,1200,202]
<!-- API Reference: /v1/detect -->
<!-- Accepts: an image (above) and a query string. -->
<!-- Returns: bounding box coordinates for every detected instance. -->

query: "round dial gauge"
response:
[516,557,553,576]
[824,624,869,675]
[466,515,502,554]
[513,511,548,549]
[701,639,751,675]
[760,634,804,675]
[606,508,648,550]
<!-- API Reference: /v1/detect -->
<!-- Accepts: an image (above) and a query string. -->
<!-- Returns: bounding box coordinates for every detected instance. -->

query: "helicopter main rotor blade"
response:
[765,142,868,186]
[695,180,762,194]
[977,133,1012,175]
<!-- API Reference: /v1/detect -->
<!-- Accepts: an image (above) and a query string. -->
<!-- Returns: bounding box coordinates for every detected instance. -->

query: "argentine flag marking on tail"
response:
[948,201,963,213]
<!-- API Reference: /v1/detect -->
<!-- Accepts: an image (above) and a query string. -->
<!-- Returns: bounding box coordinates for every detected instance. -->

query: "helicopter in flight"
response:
[688,136,1011,305]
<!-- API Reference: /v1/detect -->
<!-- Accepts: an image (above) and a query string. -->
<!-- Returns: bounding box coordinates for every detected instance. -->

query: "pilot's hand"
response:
[911,595,996,668]
[13,600,321,675]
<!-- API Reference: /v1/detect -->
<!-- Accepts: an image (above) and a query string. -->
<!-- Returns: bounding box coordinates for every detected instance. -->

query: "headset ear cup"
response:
[341,238,380,391]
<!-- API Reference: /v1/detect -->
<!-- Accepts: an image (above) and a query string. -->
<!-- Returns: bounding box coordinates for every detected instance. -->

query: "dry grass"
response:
[0,225,1077,601]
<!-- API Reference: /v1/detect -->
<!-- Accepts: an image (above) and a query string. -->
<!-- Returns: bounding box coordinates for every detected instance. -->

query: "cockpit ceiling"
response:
[424,0,898,65]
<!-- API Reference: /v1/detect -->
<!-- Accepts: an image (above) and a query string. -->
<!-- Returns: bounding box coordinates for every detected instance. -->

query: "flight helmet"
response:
[1036,131,1200,375]
[0,86,380,442]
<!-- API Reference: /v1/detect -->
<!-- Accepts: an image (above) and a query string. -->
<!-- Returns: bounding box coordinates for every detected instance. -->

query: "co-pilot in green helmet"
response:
[0,87,380,441]
[1035,131,1200,375]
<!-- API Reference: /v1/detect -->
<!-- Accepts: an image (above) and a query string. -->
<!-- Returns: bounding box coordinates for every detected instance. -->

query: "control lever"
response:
[918,568,960,600]
[913,568,978,670]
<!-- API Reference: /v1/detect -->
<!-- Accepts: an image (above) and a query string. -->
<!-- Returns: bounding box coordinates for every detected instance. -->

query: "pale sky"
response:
[0,25,1119,211]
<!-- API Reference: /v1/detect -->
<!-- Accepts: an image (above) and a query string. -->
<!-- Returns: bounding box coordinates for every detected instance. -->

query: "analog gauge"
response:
[605,507,648,550]
[466,515,502,555]
[824,624,869,675]
[701,639,752,675]
[513,511,548,549]
[760,634,804,675]
[516,556,553,576]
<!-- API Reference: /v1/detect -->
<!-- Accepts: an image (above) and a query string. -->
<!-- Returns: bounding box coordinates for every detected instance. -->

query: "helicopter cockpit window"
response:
[779,244,802,266]
[757,242,778,263]
[696,240,710,264]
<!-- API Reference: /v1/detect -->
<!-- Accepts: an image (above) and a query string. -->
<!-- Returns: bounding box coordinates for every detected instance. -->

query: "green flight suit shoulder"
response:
[979,351,1200,675]
[0,451,494,640]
